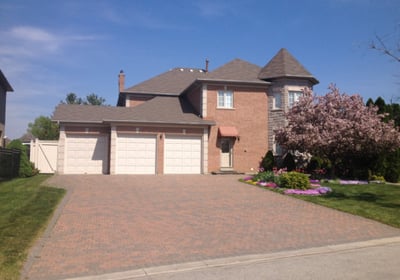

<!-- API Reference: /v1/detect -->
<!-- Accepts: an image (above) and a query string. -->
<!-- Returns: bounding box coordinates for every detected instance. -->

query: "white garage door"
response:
[164,136,202,174]
[65,134,109,174]
[116,134,156,174]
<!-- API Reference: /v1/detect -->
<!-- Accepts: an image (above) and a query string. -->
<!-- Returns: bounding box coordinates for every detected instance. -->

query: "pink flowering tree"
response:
[275,85,400,178]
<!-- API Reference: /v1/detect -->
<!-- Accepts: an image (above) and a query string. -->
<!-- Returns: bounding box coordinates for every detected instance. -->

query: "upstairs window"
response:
[217,90,233,109]
[288,91,302,108]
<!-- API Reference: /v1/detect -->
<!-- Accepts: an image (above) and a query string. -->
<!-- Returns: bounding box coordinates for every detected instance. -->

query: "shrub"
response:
[253,171,276,182]
[282,152,296,171]
[279,171,310,190]
[307,156,322,173]
[6,140,34,177]
[307,156,332,179]
[366,149,400,183]
[260,150,274,171]
[383,149,400,183]
[369,174,385,182]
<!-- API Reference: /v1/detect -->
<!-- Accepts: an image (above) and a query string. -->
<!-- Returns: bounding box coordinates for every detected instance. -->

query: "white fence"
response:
[30,139,58,173]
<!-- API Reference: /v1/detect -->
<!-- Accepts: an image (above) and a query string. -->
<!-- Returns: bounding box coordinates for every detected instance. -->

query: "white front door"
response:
[220,138,232,169]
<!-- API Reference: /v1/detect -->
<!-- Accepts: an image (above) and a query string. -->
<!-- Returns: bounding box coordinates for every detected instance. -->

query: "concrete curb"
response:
[62,236,400,280]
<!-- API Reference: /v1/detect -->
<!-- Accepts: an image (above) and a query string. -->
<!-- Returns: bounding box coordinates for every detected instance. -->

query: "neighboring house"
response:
[0,70,14,148]
[52,48,318,174]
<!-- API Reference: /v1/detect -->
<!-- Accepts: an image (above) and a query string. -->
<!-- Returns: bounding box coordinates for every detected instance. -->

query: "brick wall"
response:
[126,94,152,107]
[206,84,269,173]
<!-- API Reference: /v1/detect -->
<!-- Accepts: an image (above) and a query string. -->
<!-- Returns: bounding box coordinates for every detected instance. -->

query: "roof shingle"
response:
[53,96,214,126]
[0,70,13,92]
[123,67,207,96]
[200,59,268,85]
[258,48,319,84]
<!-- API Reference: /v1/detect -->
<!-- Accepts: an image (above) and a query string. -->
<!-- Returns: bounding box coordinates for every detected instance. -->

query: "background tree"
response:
[84,93,106,105]
[60,92,106,105]
[366,96,400,181]
[61,93,83,104]
[28,116,59,140]
[370,33,400,63]
[275,85,400,179]
[367,97,400,126]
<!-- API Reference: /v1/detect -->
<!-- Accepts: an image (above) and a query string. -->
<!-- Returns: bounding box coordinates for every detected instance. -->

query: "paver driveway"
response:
[23,175,400,280]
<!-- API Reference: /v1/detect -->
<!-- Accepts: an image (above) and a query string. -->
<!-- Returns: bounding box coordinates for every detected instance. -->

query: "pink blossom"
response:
[274,85,400,173]
[284,186,332,195]
[265,182,278,188]
[339,180,368,185]
[257,181,278,188]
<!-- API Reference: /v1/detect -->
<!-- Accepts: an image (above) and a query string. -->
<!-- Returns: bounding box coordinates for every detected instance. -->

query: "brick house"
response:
[0,70,14,147]
[53,48,318,174]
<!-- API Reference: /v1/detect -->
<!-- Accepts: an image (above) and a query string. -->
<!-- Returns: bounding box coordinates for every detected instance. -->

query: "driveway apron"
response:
[23,175,400,280]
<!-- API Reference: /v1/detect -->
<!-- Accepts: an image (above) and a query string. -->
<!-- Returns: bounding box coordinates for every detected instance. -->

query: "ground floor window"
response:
[272,135,283,156]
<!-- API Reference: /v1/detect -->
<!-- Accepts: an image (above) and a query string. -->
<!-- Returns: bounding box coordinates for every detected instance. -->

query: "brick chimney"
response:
[205,59,209,72]
[118,70,125,92]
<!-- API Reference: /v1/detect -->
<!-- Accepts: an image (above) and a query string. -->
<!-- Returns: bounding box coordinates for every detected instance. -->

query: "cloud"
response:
[0,25,102,139]
[0,25,101,58]
[11,26,56,42]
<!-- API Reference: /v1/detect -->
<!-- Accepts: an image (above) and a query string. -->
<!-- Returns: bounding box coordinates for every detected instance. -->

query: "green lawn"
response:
[293,183,400,228]
[0,175,65,280]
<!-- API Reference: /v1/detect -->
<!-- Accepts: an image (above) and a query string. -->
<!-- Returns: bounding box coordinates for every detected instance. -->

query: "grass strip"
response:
[0,175,65,280]
[296,183,400,228]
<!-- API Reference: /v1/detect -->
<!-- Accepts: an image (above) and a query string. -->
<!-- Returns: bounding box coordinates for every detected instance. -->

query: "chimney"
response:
[205,59,209,73]
[118,70,125,92]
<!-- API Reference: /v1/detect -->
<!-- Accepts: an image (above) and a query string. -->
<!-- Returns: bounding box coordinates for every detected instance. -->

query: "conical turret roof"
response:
[258,48,319,84]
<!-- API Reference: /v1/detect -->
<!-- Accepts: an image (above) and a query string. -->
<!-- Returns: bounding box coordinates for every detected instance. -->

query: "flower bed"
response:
[242,172,332,196]
[284,186,332,195]
[339,180,368,185]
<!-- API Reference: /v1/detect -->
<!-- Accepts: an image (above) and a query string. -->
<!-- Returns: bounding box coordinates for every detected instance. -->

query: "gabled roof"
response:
[258,48,319,85]
[53,97,214,126]
[200,59,269,85]
[123,60,269,98]
[123,67,207,96]
[0,70,14,92]
[121,49,318,99]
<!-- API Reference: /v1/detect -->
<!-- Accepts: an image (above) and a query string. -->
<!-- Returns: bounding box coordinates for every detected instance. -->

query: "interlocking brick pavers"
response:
[22,175,400,280]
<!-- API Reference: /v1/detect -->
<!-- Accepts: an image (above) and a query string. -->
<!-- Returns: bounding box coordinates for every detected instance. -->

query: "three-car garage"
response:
[62,131,203,175]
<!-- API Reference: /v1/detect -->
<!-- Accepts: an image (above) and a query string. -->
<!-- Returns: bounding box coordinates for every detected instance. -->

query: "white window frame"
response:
[217,90,233,109]
[288,91,303,108]
[273,93,282,109]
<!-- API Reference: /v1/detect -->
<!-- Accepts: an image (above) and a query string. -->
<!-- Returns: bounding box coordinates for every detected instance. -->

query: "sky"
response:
[1,0,399,139]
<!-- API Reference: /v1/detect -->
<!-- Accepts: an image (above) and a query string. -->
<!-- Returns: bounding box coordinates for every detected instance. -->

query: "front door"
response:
[220,138,233,169]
